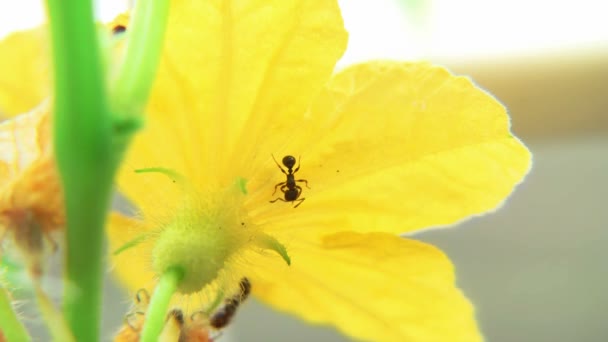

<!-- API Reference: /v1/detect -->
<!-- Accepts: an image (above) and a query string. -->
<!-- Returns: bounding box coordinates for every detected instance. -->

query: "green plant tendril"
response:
[113,233,149,256]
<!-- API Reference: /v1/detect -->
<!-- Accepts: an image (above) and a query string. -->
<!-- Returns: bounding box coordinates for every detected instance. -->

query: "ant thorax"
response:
[270,154,310,208]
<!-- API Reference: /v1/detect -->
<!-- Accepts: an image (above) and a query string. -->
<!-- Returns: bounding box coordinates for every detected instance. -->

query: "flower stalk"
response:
[141,267,184,342]
[44,0,170,340]
[110,0,171,117]
[46,0,112,339]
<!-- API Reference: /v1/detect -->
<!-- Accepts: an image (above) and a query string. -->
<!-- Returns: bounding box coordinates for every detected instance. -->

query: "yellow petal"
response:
[248,231,481,342]
[107,213,156,293]
[247,62,531,236]
[118,0,348,215]
[0,27,50,117]
[0,102,50,180]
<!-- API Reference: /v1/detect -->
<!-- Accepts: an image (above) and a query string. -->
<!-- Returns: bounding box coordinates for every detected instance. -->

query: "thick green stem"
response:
[141,267,184,342]
[46,0,112,340]
[46,0,170,339]
[111,0,171,116]
[0,287,30,342]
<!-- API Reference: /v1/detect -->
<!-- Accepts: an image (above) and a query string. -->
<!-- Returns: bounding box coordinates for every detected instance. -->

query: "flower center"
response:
[151,182,253,294]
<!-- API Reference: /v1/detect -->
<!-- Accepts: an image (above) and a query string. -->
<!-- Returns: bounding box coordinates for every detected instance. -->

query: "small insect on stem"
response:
[269,155,310,208]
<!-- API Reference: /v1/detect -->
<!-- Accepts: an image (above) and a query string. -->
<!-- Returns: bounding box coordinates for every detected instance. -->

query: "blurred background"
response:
[1,0,606,341]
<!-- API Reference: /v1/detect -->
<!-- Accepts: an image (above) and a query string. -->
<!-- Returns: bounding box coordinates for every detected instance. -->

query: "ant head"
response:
[282,155,296,169]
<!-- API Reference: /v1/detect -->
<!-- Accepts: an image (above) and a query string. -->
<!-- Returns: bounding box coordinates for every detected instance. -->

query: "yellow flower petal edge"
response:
[0,28,50,117]
[247,231,482,342]
[245,61,532,236]
[116,0,348,217]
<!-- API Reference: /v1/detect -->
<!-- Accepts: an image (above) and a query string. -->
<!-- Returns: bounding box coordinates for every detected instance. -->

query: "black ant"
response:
[208,277,251,329]
[269,155,310,208]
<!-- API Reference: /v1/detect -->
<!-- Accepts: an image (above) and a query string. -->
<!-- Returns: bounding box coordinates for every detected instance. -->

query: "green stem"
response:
[0,287,30,342]
[46,0,112,340]
[141,267,183,342]
[46,0,170,339]
[111,0,171,116]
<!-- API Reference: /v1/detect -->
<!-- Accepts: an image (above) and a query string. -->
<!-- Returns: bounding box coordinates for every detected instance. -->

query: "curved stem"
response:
[111,0,171,116]
[141,267,184,342]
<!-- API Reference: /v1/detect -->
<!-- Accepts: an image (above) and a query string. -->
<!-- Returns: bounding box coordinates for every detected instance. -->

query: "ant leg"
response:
[269,197,287,204]
[237,277,252,302]
[272,181,286,195]
[166,308,185,325]
[135,288,150,305]
[293,155,302,173]
[125,311,145,331]
[271,154,288,175]
[292,186,305,208]
[296,179,310,189]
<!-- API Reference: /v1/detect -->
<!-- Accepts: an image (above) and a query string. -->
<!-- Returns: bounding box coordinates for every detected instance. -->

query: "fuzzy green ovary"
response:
[152,191,252,294]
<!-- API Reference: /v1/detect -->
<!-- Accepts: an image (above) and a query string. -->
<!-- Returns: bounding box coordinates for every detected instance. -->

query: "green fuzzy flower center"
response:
[151,184,252,294]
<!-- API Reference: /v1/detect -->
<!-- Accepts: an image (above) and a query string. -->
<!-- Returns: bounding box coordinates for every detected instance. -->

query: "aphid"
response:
[209,277,252,329]
[269,155,310,208]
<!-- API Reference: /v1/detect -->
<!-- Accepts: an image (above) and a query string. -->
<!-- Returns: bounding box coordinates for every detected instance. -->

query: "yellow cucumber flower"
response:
[106,1,530,340]
[0,27,49,118]
[0,1,532,341]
